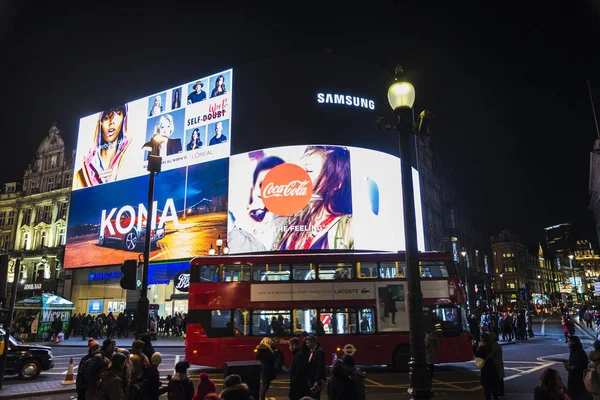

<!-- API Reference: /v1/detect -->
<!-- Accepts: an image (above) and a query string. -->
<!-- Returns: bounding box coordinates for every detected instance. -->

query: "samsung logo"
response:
[317,93,375,110]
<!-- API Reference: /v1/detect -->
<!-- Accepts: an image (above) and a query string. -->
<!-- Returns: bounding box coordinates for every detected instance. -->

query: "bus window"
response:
[199,265,220,282]
[233,309,250,336]
[223,264,250,282]
[419,261,450,278]
[357,262,378,279]
[432,306,461,336]
[293,308,317,334]
[335,308,358,334]
[292,263,315,280]
[319,309,335,334]
[358,308,375,333]
[379,261,406,279]
[251,310,291,336]
[318,263,354,280]
[211,310,231,328]
[252,264,291,281]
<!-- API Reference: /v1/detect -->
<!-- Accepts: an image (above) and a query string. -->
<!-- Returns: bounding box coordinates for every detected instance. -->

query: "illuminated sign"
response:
[316,93,375,110]
[227,145,424,253]
[89,272,122,281]
[175,272,190,292]
[23,283,42,291]
[89,300,103,313]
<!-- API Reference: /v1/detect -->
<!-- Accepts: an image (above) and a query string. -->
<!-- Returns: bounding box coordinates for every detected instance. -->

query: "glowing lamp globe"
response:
[387,81,416,110]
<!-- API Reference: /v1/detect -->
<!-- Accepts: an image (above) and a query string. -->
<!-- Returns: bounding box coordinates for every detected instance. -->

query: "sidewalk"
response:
[572,316,598,341]
[42,334,186,348]
[0,380,76,399]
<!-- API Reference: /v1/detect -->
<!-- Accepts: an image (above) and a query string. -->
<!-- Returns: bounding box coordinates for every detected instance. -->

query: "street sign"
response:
[594,282,600,295]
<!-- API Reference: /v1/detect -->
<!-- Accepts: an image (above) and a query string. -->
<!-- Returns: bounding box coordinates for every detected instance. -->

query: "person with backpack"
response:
[341,354,366,400]
[160,360,194,400]
[100,352,127,400]
[140,352,162,400]
[76,339,101,400]
[586,340,600,399]
[256,337,276,400]
[84,341,110,400]
[564,335,591,399]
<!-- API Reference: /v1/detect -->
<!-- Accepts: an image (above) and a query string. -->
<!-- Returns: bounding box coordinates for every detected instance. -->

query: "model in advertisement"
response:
[186,128,203,150]
[149,95,163,116]
[228,155,286,252]
[274,146,354,250]
[208,121,227,145]
[74,105,130,188]
[187,81,206,104]
[153,114,182,156]
[171,88,181,110]
[211,75,227,98]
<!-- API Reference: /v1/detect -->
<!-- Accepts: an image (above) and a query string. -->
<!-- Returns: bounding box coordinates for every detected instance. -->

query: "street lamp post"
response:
[499,273,504,306]
[568,254,579,303]
[377,66,432,399]
[138,136,163,335]
[461,250,470,314]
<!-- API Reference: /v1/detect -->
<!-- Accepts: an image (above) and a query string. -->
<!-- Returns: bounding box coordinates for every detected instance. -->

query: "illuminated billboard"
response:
[72,69,232,189]
[227,145,425,253]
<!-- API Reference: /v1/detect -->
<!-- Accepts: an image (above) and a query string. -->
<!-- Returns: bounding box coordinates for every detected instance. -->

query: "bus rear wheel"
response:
[392,345,410,371]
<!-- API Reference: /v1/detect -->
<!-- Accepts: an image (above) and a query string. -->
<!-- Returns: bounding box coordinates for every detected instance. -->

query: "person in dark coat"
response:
[564,335,591,399]
[534,368,571,400]
[287,337,310,400]
[327,359,359,400]
[220,374,255,400]
[139,333,155,363]
[100,352,127,400]
[76,339,100,400]
[473,333,499,400]
[159,361,194,400]
[306,335,326,400]
[255,337,276,400]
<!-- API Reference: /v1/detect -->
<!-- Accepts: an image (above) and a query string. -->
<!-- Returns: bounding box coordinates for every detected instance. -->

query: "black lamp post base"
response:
[408,361,433,399]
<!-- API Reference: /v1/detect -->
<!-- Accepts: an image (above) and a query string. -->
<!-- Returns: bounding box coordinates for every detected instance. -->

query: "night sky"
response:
[0,1,599,247]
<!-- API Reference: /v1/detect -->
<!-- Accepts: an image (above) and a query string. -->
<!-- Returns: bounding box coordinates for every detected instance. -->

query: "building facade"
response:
[4,124,73,303]
[491,230,530,306]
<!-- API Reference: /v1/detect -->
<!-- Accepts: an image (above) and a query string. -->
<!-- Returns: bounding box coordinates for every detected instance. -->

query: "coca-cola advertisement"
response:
[226,145,425,253]
[64,158,228,268]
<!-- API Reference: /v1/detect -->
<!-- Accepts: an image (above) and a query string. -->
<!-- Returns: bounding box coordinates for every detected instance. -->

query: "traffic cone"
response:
[61,356,75,385]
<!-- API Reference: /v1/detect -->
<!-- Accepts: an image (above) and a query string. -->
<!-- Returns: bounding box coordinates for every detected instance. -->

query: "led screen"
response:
[227,145,425,253]
[72,69,232,189]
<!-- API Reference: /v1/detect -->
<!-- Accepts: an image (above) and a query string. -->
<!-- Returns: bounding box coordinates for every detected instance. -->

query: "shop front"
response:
[68,260,190,318]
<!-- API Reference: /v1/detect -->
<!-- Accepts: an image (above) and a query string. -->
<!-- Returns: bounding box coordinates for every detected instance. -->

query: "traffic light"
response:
[120,260,138,290]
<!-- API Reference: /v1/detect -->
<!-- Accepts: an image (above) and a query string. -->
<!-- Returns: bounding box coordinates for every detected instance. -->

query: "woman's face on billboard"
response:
[100,110,124,144]
[157,117,173,137]
[301,151,325,186]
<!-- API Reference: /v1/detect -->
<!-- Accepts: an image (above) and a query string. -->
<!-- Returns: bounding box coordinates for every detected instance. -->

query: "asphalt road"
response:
[7,316,591,399]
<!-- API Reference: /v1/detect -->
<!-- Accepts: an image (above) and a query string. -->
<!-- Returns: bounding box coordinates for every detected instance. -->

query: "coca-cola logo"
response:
[261,163,313,216]
[174,271,190,292]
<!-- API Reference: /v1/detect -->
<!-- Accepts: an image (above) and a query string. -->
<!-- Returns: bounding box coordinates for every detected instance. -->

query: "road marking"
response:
[541,316,550,336]
[432,379,466,391]
[364,377,384,387]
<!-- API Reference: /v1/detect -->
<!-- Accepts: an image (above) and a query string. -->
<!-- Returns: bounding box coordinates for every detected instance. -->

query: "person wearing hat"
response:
[76,339,101,400]
[193,372,216,400]
[84,339,110,399]
[130,340,150,365]
[187,81,206,104]
[140,352,162,400]
[100,352,127,400]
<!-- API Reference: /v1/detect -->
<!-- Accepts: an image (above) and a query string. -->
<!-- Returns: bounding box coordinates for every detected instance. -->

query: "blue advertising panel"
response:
[89,300,104,314]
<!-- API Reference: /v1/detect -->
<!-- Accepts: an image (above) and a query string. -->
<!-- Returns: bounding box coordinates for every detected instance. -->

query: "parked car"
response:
[0,329,54,379]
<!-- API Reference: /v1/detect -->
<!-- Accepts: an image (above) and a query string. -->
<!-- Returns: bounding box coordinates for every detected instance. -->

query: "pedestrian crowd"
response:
[471,309,534,343]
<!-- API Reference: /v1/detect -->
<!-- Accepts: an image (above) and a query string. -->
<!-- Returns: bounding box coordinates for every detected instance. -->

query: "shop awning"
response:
[15,294,75,310]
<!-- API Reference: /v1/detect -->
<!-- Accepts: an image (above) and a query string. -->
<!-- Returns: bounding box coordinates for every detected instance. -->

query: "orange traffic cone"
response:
[61,356,75,385]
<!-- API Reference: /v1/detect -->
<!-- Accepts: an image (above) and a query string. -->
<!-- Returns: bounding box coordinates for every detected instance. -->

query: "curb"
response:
[573,320,597,341]
[0,387,76,399]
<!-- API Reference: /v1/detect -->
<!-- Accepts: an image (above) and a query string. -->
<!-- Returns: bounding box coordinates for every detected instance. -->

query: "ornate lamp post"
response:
[377,66,432,399]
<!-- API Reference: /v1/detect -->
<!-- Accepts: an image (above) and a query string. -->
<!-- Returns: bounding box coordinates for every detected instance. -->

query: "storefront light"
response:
[209,244,216,256]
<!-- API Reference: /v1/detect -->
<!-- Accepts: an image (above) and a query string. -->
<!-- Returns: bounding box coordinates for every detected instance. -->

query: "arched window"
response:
[23,233,29,250]
[41,231,47,248]
[33,262,50,282]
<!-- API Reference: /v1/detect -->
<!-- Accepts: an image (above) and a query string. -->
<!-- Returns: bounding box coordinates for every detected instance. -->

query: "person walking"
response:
[473,333,500,400]
[534,368,572,400]
[287,337,310,400]
[255,337,276,400]
[341,354,366,400]
[491,334,505,399]
[564,335,591,399]
[306,335,326,400]
[326,359,359,400]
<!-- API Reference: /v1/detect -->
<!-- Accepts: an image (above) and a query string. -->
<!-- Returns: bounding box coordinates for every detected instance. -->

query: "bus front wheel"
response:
[392,345,410,371]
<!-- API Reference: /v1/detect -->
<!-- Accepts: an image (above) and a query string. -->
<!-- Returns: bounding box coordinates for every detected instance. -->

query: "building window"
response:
[0,212,5,226]
[47,176,55,191]
[7,210,15,226]
[58,227,66,245]
[58,202,68,220]
[64,173,72,189]
[50,155,57,169]
[41,177,47,192]
[41,231,47,248]
[43,205,52,223]
[23,233,29,250]
[23,209,31,225]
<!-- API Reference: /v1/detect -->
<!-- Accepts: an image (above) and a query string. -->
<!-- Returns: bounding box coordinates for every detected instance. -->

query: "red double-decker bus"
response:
[185,251,473,369]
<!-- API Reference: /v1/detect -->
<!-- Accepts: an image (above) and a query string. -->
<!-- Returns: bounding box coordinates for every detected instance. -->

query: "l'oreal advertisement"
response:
[64,159,228,268]
[72,69,232,190]
[226,145,425,253]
